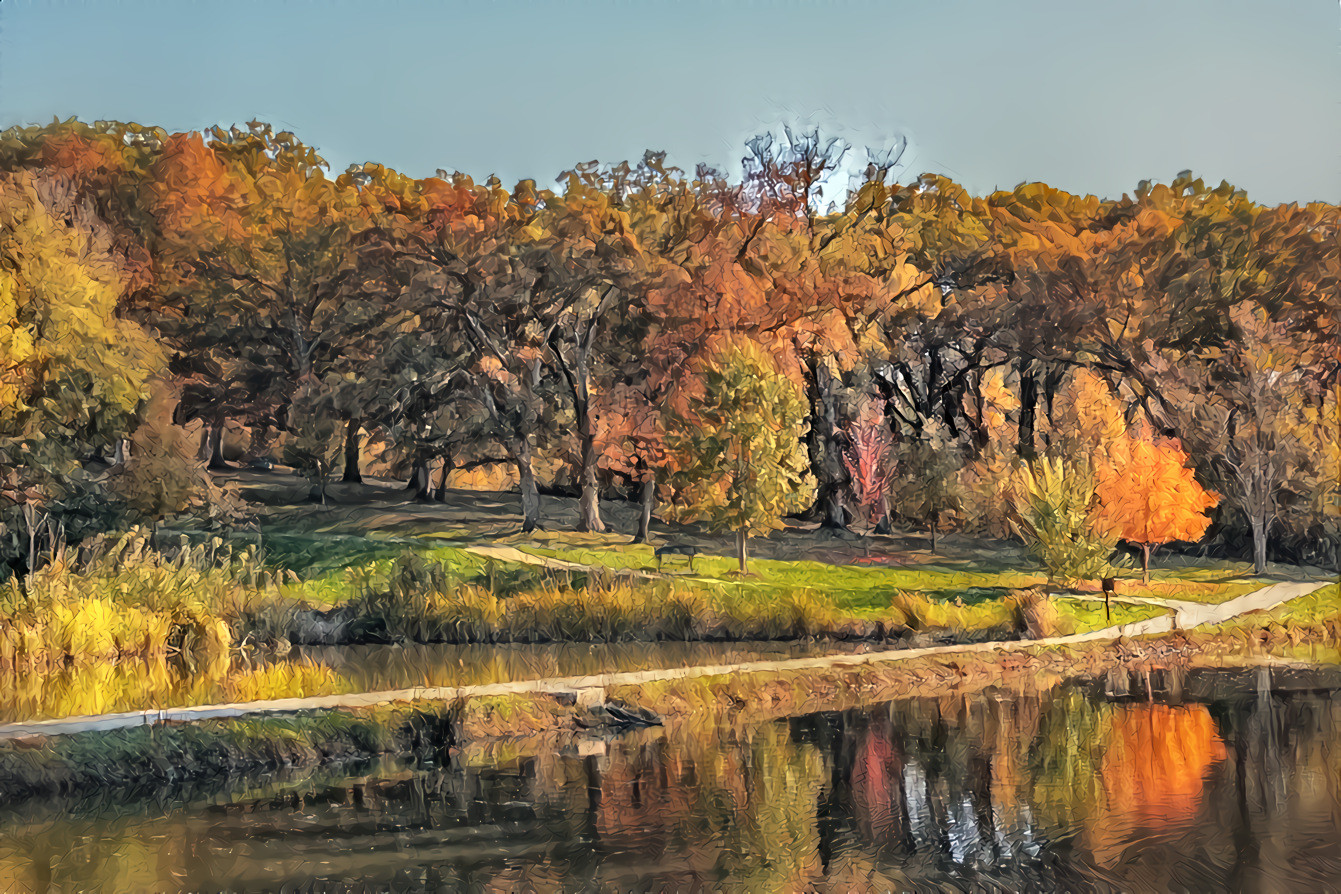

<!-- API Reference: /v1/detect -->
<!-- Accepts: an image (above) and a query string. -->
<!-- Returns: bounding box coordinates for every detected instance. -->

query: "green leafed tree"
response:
[662,337,814,573]
[888,424,968,554]
[1008,455,1118,586]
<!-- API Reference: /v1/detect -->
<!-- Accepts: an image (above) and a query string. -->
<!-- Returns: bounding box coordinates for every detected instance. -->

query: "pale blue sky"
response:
[2,0,1337,204]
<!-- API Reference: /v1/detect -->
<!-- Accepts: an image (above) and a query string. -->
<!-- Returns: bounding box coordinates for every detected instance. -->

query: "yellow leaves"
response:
[1049,369,1128,461]
[0,175,164,437]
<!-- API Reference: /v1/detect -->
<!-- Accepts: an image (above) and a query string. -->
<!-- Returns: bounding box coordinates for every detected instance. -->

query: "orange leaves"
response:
[1093,432,1219,549]
[1101,704,1226,825]
[149,133,242,242]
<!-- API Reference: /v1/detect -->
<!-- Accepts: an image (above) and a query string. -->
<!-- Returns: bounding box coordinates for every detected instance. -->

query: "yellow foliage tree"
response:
[0,174,164,567]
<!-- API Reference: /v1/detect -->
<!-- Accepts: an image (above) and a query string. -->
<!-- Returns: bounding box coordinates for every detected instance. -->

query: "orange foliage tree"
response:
[1094,434,1219,582]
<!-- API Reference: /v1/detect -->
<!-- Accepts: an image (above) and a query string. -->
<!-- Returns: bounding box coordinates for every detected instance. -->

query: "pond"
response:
[0,666,1337,892]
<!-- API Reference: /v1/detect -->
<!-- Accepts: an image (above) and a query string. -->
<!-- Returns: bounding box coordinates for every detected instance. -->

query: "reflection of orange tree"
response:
[1101,704,1226,825]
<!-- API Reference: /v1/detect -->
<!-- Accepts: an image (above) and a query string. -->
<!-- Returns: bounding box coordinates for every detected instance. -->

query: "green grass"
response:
[246,531,1215,638]
[1209,582,1341,632]
[179,522,1282,643]
[1053,597,1166,631]
[524,543,1046,613]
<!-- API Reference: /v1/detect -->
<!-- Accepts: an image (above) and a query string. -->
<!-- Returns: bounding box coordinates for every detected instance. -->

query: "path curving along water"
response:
[0,580,1326,741]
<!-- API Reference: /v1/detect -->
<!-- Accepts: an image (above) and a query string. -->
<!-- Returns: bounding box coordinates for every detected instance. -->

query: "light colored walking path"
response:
[0,581,1326,741]
[463,545,591,573]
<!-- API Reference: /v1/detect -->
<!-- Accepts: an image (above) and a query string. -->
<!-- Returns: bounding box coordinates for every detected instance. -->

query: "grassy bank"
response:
[0,702,457,805]
[316,552,1165,645]
[523,540,1268,607]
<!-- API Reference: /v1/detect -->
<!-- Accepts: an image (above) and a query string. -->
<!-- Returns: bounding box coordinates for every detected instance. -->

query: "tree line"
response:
[0,119,1336,575]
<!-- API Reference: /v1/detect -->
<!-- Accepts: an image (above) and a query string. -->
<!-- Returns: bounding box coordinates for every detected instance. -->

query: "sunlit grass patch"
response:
[523,544,1047,607]
[1209,582,1340,633]
[1062,575,1267,605]
[1053,598,1166,632]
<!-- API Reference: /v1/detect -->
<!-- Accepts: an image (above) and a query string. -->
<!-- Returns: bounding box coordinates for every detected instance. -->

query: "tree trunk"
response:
[197,426,212,463]
[208,415,228,470]
[409,460,432,502]
[966,371,989,456]
[1016,357,1037,461]
[1251,516,1268,575]
[434,457,453,502]
[930,516,939,554]
[634,475,655,544]
[872,493,891,536]
[342,419,363,483]
[112,438,127,467]
[512,436,541,533]
[736,528,748,574]
[805,356,849,530]
[573,347,604,534]
[1041,365,1065,450]
[1142,542,1151,584]
[575,408,603,533]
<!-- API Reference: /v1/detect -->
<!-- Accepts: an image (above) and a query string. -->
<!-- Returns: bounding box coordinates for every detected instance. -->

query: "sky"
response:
[1,0,1337,205]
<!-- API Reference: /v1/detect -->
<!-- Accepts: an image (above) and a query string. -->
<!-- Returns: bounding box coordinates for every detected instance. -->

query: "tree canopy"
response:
[0,117,1335,576]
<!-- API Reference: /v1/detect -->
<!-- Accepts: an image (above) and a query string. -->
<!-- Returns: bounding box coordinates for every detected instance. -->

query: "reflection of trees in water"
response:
[1,679,1339,891]
[802,691,1114,890]
[1219,668,1341,892]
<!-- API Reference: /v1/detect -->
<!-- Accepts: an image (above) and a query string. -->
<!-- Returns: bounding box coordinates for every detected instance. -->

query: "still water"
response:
[0,668,1337,892]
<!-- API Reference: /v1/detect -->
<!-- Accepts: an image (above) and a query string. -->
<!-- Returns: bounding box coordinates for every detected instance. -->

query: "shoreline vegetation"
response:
[0,516,1329,714]
[0,611,1336,812]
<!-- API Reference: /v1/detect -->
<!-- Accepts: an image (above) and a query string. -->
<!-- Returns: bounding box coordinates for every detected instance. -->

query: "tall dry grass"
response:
[340,554,854,644]
[0,530,291,668]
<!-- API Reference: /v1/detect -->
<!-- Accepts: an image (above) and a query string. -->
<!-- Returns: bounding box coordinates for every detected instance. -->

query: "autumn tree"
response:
[152,125,392,474]
[1093,432,1219,582]
[1177,304,1321,573]
[0,173,164,571]
[537,166,644,532]
[372,171,561,530]
[841,402,894,537]
[662,338,813,573]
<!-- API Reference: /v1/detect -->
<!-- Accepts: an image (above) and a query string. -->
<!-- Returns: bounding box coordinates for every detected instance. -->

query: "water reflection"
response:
[0,641,859,723]
[0,668,1337,892]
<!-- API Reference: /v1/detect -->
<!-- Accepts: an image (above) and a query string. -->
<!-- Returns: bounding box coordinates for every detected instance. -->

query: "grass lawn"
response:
[196,515,1272,639]
[516,540,1169,633]
[1208,582,1341,632]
